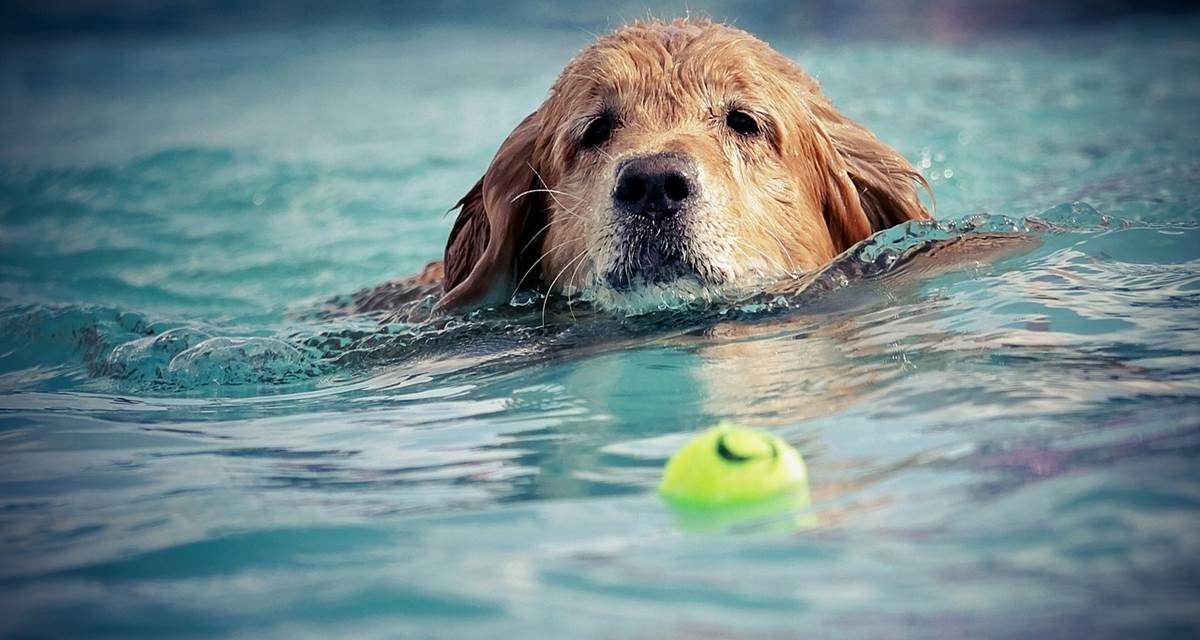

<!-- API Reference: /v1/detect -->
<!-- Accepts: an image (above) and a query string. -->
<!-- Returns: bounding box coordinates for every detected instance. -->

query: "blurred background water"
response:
[1,1,1198,638]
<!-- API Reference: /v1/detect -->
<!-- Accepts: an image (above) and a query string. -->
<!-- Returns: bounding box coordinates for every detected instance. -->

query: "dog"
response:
[364,18,930,317]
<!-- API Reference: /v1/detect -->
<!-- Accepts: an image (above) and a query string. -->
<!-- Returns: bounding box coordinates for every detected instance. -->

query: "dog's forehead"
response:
[556,22,773,104]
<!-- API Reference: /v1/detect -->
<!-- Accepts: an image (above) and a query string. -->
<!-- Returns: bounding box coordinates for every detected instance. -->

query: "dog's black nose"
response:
[612,153,697,220]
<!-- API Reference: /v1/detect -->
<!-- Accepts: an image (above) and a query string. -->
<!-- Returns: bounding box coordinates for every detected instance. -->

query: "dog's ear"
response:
[809,100,931,253]
[437,112,542,312]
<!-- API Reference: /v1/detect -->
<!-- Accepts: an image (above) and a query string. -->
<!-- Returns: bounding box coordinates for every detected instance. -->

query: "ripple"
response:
[166,336,312,386]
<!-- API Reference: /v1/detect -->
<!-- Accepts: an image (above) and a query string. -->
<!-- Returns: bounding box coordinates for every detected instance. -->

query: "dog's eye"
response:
[581,115,613,148]
[726,110,760,136]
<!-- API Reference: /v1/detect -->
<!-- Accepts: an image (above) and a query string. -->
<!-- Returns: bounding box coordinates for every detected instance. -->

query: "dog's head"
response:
[438,19,929,313]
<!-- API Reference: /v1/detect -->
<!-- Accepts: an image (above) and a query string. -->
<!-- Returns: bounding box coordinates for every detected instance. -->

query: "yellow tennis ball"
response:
[659,422,808,507]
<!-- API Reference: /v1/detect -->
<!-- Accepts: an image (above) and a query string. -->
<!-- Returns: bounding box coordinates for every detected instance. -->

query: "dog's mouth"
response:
[605,243,699,291]
[602,226,727,294]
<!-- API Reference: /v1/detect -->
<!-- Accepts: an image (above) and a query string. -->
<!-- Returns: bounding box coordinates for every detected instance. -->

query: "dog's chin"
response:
[575,243,738,315]
[580,275,731,316]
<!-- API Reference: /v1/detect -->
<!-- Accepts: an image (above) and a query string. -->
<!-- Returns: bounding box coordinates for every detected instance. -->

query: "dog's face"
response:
[438,20,928,314]
[537,23,839,309]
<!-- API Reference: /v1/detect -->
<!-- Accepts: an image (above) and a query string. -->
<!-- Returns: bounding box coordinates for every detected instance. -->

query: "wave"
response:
[2,202,1194,394]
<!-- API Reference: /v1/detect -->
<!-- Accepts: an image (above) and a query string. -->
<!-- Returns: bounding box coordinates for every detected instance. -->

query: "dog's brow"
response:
[571,110,610,132]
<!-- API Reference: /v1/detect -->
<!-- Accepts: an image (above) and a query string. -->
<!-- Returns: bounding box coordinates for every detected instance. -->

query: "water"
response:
[2,13,1199,639]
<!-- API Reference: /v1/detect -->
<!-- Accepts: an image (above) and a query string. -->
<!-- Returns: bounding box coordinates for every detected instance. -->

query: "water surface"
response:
[1,15,1198,639]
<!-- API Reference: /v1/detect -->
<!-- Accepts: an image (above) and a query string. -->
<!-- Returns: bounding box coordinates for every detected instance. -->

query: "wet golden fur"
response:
[435,18,929,313]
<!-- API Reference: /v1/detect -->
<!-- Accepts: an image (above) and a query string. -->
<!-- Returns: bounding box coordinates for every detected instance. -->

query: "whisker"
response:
[564,246,594,321]
[528,163,576,217]
[516,237,580,291]
[541,248,590,327]
[510,187,583,204]
[522,167,593,230]
[507,171,595,298]
[517,219,557,258]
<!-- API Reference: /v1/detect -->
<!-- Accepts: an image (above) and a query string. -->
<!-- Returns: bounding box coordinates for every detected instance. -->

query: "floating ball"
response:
[659,422,808,507]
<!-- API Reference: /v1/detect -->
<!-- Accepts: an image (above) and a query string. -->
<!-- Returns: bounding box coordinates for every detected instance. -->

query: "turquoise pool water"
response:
[2,15,1199,639]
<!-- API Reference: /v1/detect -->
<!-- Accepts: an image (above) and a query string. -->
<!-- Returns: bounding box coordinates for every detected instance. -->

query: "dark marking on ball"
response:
[716,434,754,463]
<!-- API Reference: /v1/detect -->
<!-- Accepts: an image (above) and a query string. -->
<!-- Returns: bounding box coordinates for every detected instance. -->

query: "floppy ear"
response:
[436,112,542,312]
[813,106,931,253]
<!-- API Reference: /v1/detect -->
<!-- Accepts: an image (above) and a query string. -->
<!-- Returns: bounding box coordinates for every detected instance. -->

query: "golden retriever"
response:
[394,18,930,316]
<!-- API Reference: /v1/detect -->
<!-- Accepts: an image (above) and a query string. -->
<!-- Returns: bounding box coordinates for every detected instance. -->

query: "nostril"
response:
[614,174,645,203]
[663,173,689,202]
